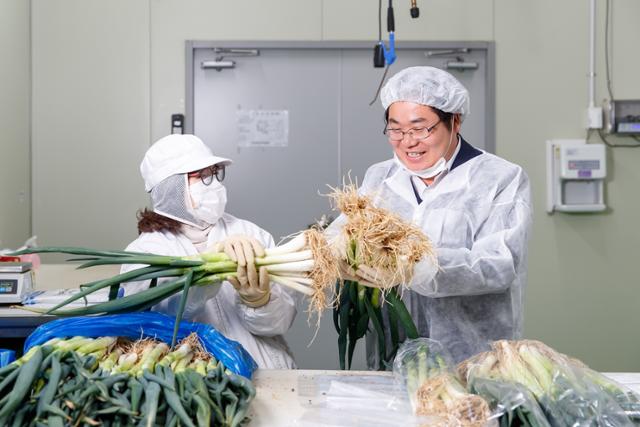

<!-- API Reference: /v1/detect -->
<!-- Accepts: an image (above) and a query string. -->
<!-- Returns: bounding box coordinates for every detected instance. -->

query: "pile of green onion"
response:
[0,334,255,426]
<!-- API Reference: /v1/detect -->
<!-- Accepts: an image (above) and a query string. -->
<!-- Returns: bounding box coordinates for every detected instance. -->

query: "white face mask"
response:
[188,179,227,226]
[394,117,456,179]
[395,154,447,179]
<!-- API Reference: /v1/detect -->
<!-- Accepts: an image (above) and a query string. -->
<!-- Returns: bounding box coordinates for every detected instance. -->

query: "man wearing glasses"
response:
[121,134,297,369]
[336,66,533,366]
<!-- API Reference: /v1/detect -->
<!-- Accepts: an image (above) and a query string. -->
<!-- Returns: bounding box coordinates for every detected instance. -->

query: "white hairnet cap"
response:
[140,134,232,192]
[380,66,470,121]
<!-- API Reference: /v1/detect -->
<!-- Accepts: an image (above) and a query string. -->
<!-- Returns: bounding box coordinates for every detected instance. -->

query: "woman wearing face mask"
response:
[121,134,298,369]
[331,66,532,366]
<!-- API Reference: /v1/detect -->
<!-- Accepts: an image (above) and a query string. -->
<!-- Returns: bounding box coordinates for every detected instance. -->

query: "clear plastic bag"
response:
[24,312,257,378]
[466,376,551,427]
[393,338,451,412]
[457,340,636,427]
[293,372,437,427]
[583,369,640,424]
[545,362,635,427]
[22,288,124,307]
[393,338,495,426]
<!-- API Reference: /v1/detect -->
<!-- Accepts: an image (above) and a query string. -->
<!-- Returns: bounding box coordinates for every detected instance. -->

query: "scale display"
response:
[0,280,17,294]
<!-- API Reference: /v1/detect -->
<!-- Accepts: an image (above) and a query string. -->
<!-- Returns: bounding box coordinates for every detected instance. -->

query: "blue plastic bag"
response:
[24,312,257,378]
[0,349,16,368]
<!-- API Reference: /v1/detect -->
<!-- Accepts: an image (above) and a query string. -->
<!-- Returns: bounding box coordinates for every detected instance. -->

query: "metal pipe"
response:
[588,0,596,107]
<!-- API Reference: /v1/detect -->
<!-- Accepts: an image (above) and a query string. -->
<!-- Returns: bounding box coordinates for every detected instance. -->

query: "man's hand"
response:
[338,259,389,288]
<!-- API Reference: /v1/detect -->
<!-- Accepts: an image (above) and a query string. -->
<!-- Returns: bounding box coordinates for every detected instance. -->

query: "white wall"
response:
[495,0,640,372]
[322,0,494,41]
[0,0,31,250]
[31,0,151,253]
[7,0,640,370]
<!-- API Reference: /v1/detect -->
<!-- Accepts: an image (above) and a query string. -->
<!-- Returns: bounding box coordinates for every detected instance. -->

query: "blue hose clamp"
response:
[381,32,397,65]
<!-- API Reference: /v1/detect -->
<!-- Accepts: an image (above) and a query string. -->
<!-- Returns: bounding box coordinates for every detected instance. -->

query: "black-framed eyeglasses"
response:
[189,165,226,185]
[383,119,441,142]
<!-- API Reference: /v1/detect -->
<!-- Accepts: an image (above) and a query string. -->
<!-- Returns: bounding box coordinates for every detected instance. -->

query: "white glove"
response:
[213,235,265,266]
[338,259,421,289]
[337,259,386,288]
[228,265,270,308]
[214,235,270,308]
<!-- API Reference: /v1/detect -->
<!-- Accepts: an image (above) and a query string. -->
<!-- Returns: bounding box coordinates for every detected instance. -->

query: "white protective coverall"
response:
[121,213,298,369]
[332,137,532,366]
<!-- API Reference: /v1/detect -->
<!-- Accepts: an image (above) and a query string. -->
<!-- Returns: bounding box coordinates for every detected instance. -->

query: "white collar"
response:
[181,223,213,252]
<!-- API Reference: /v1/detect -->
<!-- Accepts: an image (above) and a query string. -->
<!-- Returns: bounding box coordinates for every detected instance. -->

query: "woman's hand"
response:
[215,235,271,308]
[214,235,265,266]
[228,265,270,308]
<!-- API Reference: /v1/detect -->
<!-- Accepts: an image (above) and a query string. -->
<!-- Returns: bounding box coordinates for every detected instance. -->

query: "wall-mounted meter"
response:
[604,99,640,135]
[546,139,606,214]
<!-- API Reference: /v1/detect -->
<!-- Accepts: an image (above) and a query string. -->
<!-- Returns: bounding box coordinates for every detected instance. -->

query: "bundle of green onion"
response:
[394,339,492,426]
[0,334,255,426]
[328,185,437,370]
[414,373,493,426]
[328,184,436,289]
[457,340,639,426]
[13,228,339,345]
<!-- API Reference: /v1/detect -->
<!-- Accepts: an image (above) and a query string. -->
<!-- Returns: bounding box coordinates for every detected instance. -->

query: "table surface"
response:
[1,308,639,425]
[0,306,52,317]
[247,370,640,427]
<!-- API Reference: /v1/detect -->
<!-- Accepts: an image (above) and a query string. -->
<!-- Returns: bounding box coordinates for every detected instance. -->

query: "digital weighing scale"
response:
[0,262,34,304]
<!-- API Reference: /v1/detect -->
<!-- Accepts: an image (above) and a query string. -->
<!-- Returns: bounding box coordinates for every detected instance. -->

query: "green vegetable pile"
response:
[0,334,255,426]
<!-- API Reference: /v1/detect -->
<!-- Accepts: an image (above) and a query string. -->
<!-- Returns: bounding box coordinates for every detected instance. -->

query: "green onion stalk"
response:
[328,185,437,370]
[12,228,339,345]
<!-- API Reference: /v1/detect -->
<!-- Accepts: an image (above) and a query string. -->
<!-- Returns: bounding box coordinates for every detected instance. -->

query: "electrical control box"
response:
[604,99,640,135]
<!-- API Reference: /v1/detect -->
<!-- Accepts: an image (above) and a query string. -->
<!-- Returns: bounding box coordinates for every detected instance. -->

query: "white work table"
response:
[249,370,395,427]
[248,370,388,426]
[248,370,640,427]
